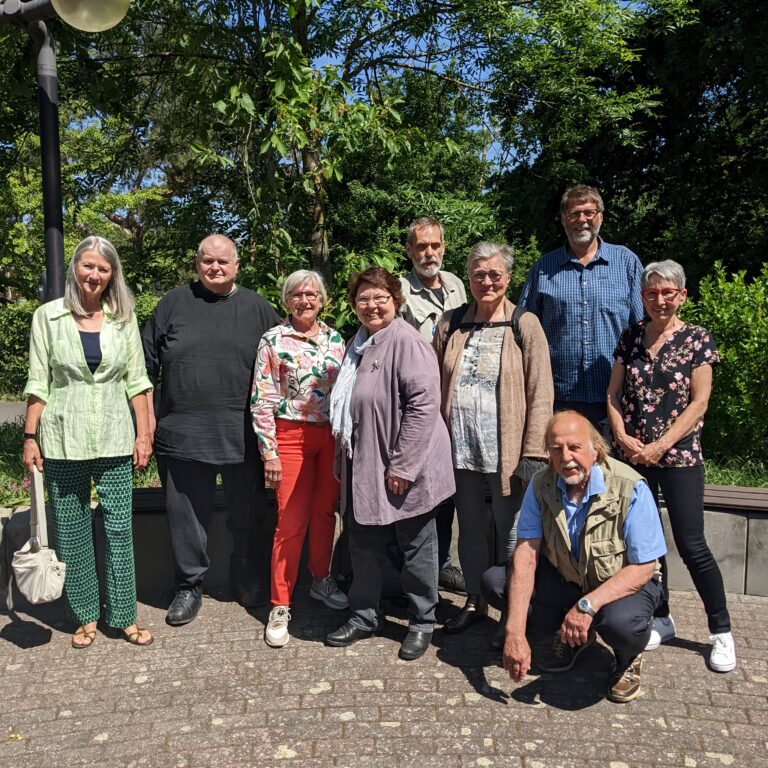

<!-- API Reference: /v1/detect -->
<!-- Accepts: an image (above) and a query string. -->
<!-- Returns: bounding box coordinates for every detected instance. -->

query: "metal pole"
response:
[28,19,65,300]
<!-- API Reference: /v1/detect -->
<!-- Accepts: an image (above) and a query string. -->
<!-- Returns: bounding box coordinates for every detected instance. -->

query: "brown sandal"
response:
[123,626,154,647]
[71,626,97,650]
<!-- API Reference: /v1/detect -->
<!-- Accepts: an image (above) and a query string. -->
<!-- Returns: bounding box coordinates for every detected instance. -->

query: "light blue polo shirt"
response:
[516,464,667,563]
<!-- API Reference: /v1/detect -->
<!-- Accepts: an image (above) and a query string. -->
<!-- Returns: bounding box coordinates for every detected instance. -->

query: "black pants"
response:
[158,455,265,589]
[482,557,662,668]
[638,464,730,634]
[435,497,456,571]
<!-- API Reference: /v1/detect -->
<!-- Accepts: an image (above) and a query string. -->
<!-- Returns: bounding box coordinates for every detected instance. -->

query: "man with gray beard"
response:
[518,186,643,428]
[490,411,666,703]
[399,217,467,594]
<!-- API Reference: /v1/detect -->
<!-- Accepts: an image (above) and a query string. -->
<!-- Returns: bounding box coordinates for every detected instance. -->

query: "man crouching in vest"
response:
[497,411,666,703]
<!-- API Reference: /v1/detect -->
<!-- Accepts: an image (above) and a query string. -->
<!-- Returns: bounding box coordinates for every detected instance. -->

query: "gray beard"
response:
[415,263,441,279]
[561,467,586,486]
[570,222,601,246]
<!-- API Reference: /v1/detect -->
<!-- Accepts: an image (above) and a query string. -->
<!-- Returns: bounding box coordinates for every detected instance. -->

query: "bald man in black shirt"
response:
[143,235,279,624]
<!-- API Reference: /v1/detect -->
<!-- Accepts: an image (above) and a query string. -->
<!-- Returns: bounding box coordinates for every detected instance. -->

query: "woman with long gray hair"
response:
[22,236,154,649]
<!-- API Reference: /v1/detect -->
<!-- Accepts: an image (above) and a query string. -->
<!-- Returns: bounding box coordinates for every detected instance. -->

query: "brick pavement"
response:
[1,588,766,768]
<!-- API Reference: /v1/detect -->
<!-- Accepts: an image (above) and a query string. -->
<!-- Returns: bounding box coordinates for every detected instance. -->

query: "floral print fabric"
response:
[614,322,720,467]
[251,318,345,460]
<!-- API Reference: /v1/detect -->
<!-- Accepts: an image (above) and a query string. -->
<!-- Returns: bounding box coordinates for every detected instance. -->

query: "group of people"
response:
[21,184,736,704]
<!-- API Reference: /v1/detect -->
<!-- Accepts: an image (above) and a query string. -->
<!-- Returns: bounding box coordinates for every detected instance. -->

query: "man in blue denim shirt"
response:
[519,186,643,427]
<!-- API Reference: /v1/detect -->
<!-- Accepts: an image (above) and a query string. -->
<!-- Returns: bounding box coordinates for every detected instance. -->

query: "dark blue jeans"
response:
[638,464,731,634]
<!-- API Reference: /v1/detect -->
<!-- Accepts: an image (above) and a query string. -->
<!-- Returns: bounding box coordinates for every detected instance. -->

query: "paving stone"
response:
[1,589,766,767]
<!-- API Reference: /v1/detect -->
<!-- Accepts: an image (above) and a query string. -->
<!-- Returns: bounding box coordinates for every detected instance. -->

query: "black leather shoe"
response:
[230,557,267,608]
[166,586,202,626]
[399,630,433,661]
[443,596,488,634]
[325,621,374,647]
[438,565,467,595]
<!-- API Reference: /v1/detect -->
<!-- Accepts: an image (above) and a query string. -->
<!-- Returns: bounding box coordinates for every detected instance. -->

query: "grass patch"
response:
[704,458,768,488]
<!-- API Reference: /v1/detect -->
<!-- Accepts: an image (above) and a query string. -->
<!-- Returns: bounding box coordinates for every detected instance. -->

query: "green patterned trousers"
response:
[44,456,137,628]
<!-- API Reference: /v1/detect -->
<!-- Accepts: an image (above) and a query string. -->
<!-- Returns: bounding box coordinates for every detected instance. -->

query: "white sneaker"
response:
[709,631,737,672]
[645,616,676,650]
[310,576,349,610]
[265,605,291,648]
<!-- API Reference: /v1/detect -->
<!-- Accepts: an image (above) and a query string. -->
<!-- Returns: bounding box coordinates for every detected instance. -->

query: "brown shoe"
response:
[608,654,644,703]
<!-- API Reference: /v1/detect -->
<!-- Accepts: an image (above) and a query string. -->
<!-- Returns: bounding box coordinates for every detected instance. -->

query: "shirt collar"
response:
[48,299,114,321]
[405,269,456,294]
[556,462,605,503]
[558,236,607,266]
[278,316,328,337]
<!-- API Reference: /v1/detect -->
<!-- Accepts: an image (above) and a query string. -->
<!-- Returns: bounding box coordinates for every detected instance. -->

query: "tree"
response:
[0,0,696,299]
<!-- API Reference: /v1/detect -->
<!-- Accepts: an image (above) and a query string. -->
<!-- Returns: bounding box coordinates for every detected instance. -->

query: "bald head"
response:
[546,411,607,490]
[196,234,239,295]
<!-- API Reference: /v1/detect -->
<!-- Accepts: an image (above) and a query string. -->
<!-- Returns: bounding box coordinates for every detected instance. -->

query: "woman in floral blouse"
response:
[251,270,347,648]
[607,259,735,673]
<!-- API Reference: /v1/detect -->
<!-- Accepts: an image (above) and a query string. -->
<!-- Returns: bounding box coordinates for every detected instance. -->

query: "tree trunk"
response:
[301,145,330,280]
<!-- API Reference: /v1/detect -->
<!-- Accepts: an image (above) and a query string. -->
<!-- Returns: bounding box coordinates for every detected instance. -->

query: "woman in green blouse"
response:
[22,236,154,649]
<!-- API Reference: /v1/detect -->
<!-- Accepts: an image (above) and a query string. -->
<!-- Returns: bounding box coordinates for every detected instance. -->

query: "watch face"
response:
[578,598,591,613]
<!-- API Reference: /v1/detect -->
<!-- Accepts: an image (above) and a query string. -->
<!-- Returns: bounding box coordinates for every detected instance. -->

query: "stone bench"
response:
[661,485,768,596]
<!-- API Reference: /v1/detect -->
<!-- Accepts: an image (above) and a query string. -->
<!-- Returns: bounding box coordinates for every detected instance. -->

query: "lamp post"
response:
[0,0,130,300]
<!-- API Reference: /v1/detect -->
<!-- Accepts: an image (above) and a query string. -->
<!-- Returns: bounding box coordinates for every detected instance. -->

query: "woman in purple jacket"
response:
[325,267,455,661]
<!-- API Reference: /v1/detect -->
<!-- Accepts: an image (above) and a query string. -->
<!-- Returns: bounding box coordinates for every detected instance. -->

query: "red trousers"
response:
[271,420,340,606]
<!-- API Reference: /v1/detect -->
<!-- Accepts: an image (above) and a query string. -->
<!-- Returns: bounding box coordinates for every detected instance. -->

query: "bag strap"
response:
[446,302,529,350]
[29,466,48,551]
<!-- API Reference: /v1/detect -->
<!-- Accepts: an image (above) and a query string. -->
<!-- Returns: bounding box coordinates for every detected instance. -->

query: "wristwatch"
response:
[23,432,37,441]
[577,597,596,617]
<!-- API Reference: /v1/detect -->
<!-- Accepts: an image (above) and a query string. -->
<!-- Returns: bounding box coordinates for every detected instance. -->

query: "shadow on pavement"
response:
[0,610,55,648]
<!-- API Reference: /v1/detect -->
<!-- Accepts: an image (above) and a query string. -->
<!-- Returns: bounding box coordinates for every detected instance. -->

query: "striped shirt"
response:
[518,239,644,403]
[24,298,151,460]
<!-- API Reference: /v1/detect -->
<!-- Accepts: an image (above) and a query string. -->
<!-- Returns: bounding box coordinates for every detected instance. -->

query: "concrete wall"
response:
[3,489,768,613]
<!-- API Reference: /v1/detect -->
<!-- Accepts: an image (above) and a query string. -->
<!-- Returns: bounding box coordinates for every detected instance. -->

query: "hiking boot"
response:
[265,605,291,648]
[608,654,644,703]
[709,631,737,672]
[309,576,349,610]
[537,629,596,673]
[645,616,676,650]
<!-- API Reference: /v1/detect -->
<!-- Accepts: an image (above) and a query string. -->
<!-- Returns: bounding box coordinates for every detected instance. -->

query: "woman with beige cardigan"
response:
[433,242,553,635]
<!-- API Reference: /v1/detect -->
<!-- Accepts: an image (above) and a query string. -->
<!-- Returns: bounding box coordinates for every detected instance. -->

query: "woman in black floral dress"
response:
[607,259,735,673]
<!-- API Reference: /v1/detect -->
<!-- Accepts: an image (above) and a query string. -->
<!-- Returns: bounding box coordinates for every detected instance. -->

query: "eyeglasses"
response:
[290,291,319,302]
[470,270,507,284]
[641,288,682,301]
[565,209,601,221]
[355,294,391,307]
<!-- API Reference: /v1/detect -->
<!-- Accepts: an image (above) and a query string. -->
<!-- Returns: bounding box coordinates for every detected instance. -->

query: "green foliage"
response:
[134,292,161,332]
[0,300,37,398]
[0,419,30,508]
[683,262,768,463]
[704,459,768,489]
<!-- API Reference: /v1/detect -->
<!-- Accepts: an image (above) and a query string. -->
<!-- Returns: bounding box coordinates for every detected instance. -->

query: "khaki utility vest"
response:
[533,457,660,593]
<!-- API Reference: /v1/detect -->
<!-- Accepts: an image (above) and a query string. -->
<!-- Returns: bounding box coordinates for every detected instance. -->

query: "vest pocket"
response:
[589,538,627,583]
